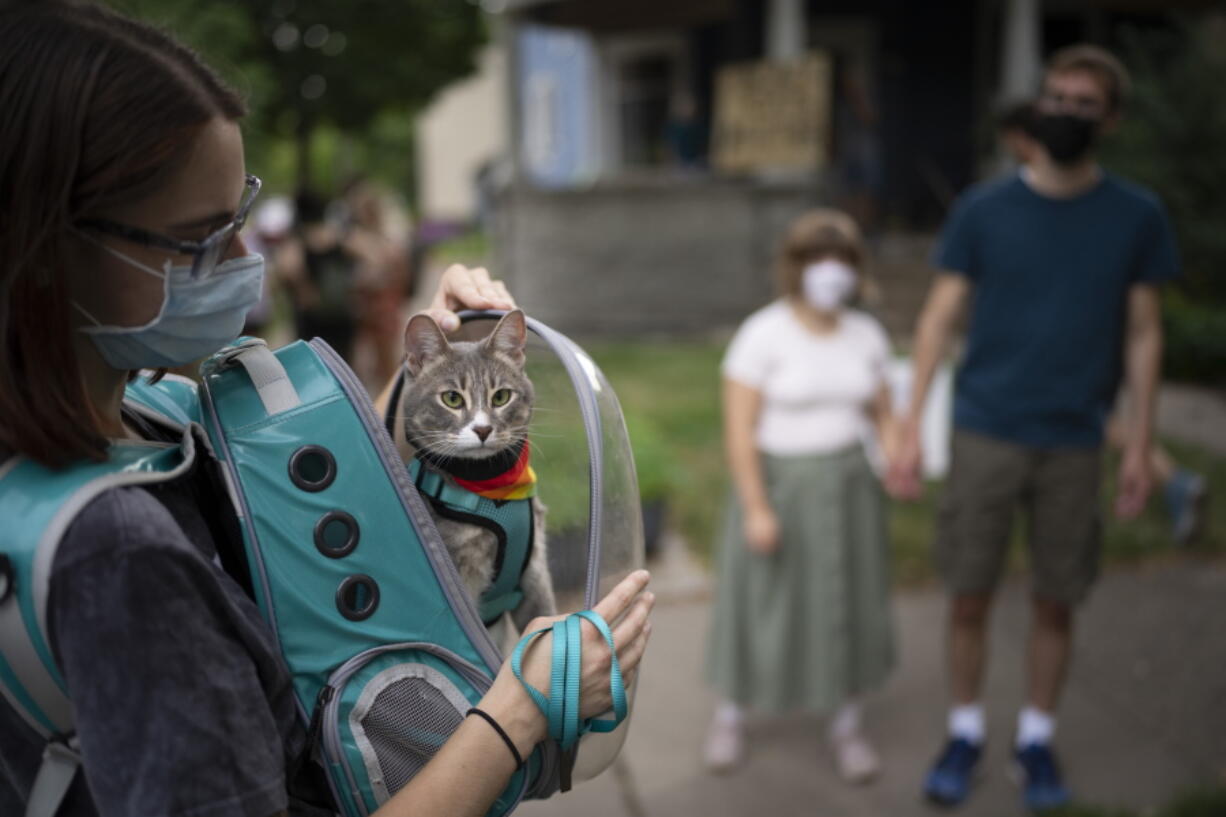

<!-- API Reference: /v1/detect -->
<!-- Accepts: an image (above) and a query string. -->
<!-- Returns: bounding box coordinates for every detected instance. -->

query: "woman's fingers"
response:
[488,279,515,307]
[578,627,650,719]
[610,593,653,655]
[615,625,651,677]
[426,264,516,331]
[593,569,651,624]
[422,307,460,332]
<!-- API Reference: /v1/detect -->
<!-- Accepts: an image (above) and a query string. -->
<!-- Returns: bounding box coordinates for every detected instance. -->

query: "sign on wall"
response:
[518,24,600,188]
[712,52,832,174]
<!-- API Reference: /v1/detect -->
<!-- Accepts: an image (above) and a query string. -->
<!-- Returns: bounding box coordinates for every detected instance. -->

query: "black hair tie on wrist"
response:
[467,707,525,771]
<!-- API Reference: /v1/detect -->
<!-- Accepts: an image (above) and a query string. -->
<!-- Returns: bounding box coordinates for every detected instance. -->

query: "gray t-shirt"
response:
[0,422,336,816]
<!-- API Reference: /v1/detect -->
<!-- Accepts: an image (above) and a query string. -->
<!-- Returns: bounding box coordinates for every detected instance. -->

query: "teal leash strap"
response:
[509,610,630,751]
[549,620,568,744]
[510,626,552,715]
[563,615,583,748]
[573,610,627,731]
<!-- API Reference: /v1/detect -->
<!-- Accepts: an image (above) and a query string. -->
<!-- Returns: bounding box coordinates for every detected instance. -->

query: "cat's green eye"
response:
[491,389,512,407]
[440,390,465,409]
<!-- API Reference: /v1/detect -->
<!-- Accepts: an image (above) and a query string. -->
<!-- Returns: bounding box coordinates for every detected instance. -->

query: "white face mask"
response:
[801,260,857,311]
[73,237,264,370]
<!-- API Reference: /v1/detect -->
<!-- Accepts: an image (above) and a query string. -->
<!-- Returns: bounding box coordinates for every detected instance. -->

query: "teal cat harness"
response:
[407,458,536,626]
[0,311,635,817]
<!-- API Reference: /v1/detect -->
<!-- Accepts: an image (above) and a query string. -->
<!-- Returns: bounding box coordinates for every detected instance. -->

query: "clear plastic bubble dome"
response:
[455,312,645,781]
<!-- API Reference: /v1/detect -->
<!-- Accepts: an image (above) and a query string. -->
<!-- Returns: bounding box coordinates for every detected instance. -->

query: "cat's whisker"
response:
[522,430,565,440]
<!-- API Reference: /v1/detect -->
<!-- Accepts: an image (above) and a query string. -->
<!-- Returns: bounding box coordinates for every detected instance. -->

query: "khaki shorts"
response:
[935,429,1103,605]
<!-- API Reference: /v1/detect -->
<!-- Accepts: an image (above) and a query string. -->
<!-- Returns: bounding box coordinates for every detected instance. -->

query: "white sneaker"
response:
[703,715,744,773]
[831,732,881,784]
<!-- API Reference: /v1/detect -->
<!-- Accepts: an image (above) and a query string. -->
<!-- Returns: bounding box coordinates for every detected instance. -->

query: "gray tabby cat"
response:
[392,309,556,638]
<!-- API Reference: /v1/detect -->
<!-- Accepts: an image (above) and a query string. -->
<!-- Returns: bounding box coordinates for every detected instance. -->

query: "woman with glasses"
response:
[0,3,652,816]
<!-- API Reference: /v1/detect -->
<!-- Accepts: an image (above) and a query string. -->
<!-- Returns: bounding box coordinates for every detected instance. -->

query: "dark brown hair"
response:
[0,0,245,467]
[1046,44,1132,114]
[775,208,873,301]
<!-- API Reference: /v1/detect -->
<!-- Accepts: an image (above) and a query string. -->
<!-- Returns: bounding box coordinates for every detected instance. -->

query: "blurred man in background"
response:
[892,45,1181,811]
[997,102,1207,547]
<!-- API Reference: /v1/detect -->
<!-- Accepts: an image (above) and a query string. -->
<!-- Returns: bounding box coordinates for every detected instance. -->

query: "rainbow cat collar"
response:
[451,441,536,501]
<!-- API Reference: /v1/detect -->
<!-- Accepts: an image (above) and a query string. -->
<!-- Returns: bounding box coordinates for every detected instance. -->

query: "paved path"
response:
[1157,384,1226,456]
[518,551,1226,817]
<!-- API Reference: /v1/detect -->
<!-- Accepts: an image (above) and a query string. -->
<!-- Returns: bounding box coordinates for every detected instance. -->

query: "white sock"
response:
[714,701,744,726]
[948,702,986,745]
[1016,706,1056,748]
[829,700,862,740]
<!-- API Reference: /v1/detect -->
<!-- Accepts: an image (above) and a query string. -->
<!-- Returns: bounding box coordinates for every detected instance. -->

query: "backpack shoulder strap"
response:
[124,372,202,429]
[0,434,197,817]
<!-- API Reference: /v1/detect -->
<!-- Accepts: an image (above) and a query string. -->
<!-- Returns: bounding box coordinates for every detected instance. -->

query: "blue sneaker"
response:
[1165,469,1207,546]
[924,737,982,806]
[1014,743,1071,811]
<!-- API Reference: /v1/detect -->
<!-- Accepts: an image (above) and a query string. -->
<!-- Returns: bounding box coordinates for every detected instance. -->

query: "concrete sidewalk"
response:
[1157,384,1226,456]
[518,555,1226,817]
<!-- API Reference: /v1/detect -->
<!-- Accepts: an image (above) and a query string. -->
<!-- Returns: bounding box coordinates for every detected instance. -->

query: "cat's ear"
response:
[404,313,450,376]
[485,309,527,366]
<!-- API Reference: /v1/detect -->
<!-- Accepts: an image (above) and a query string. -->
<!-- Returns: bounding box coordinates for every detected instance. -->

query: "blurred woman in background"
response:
[704,209,899,784]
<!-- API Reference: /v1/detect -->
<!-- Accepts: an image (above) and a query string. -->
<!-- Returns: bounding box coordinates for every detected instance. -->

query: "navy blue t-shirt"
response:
[934,171,1180,448]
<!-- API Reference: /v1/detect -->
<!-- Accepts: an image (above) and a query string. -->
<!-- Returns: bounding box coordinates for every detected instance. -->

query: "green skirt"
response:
[705,446,896,714]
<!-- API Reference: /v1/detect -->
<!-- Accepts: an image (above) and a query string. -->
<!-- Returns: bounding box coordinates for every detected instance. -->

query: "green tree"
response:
[113,0,486,192]
[1104,15,1226,384]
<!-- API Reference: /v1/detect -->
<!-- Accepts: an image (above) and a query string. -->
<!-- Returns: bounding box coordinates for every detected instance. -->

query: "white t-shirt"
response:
[722,301,891,456]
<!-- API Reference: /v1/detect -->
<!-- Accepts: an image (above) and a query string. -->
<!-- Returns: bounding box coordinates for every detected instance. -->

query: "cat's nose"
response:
[473,425,493,442]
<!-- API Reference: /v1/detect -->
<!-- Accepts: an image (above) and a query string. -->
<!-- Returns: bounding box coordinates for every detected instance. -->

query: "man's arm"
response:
[890,273,970,496]
[1115,283,1163,518]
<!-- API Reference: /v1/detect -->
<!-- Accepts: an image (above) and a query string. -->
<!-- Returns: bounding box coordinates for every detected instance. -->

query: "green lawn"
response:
[587,340,1226,584]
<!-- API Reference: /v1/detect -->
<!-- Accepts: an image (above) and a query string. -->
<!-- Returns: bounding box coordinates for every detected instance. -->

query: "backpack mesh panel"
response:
[356,673,467,795]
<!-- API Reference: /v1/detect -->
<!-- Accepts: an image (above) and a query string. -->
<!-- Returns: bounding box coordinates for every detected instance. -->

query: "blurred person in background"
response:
[665,92,705,170]
[833,55,884,237]
[241,194,294,338]
[279,190,361,363]
[997,102,1208,547]
[996,100,1041,170]
[704,209,901,785]
[894,45,1181,811]
[342,178,413,389]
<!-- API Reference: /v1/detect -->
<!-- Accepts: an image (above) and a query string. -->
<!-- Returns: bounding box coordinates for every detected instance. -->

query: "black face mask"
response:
[1031,113,1099,165]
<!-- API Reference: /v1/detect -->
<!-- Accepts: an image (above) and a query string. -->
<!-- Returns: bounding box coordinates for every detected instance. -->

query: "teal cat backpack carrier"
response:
[0,313,644,817]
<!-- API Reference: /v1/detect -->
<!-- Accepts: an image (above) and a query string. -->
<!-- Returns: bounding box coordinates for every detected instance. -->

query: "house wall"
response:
[416,45,507,223]
[492,178,817,336]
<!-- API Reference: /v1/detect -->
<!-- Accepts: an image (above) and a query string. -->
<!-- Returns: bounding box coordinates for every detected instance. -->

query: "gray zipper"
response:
[199,368,283,657]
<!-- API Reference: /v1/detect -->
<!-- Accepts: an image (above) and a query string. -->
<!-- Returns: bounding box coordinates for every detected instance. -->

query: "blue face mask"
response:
[73,239,265,370]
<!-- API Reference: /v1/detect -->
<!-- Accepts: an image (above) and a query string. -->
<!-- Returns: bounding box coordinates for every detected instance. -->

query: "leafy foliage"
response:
[110,0,485,190]
[1102,16,1226,383]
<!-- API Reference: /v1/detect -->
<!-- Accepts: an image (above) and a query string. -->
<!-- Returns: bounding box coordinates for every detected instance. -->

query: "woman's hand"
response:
[885,419,924,501]
[375,571,652,817]
[424,264,516,332]
[743,505,780,555]
[478,570,654,754]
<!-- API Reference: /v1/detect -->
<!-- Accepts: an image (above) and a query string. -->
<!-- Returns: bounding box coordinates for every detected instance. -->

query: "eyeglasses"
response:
[76,174,262,280]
